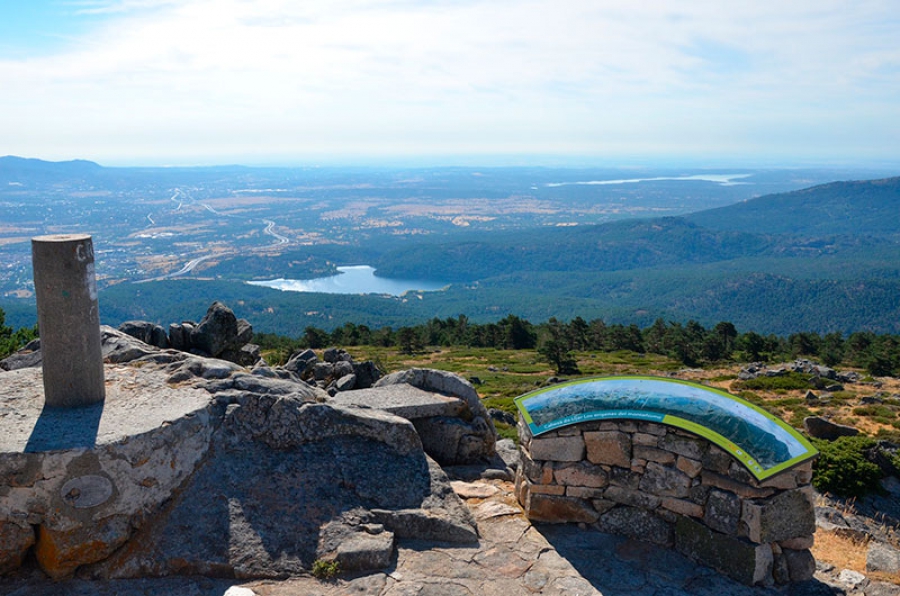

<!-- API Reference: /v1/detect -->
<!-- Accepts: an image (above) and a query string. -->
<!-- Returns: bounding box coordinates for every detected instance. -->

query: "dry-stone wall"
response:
[515,418,816,586]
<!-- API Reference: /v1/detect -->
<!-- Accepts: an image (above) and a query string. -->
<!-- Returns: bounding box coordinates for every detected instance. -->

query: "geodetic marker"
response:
[31,234,105,407]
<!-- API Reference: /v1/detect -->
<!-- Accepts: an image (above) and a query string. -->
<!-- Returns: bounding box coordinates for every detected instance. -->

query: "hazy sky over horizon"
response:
[1,0,898,167]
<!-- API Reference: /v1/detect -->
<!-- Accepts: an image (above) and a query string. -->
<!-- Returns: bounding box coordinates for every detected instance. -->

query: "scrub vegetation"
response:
[0,308,36,360]
[254,314,900,501]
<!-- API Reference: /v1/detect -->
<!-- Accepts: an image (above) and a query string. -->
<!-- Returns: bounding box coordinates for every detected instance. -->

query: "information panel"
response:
[514,376,817,480]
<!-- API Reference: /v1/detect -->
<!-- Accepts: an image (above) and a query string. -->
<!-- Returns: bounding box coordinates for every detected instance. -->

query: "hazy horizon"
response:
[4,153,900,173]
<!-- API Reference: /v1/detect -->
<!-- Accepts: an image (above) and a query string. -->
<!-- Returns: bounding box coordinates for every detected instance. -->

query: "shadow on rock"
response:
[535,524,844,596]
[25,403,104,452]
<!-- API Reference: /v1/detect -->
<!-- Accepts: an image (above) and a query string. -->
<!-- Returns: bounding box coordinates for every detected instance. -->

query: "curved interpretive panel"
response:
[514,376,817,480]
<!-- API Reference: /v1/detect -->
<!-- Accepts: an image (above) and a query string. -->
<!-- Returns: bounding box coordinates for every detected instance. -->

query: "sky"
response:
[0,0,898,167]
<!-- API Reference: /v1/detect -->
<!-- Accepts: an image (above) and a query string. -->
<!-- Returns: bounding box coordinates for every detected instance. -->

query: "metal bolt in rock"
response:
[32,234,105,407]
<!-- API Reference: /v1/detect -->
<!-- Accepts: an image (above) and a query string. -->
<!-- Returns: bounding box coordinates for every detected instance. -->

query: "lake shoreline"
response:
[247,265,449,296]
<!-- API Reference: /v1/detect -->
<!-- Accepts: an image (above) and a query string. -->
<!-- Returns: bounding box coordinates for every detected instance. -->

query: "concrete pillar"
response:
[31,234,105,407]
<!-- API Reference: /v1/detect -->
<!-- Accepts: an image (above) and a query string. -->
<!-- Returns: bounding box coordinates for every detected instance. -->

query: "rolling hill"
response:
[686,177,900,237]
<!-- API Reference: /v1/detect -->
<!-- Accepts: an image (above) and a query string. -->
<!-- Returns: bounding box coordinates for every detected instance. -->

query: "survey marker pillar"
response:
[31,234,105,407]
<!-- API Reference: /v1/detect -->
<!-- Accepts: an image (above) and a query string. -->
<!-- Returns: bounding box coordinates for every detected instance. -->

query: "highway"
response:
[263,219,289,245]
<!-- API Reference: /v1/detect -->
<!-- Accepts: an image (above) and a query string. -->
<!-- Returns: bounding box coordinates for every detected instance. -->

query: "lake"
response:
[247,265,449,296]
[545,173,752,187]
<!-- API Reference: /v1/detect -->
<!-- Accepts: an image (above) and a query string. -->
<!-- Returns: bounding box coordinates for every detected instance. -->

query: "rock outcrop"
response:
[280,346,382,394]
[372,368,498,465]
[803,415,860,440]
[738,359,862,386]
[117,321,170,350]
[118,302,260,366]
[0,328,480,580]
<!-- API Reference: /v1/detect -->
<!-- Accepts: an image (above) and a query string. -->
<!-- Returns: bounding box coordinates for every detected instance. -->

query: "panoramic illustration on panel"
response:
[515,376,818,480]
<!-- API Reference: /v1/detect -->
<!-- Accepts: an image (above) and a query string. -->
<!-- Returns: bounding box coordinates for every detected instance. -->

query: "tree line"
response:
[2,306,896,377]
[254,314,900,376]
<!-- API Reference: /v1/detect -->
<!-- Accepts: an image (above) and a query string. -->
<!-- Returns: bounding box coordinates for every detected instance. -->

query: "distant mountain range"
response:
[0,155,102,179]
[98,173,900,337]
[687,177,900,237]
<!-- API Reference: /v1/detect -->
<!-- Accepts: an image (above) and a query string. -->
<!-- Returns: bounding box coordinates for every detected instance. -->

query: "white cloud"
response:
[63,0,185,15]
[1,0,898,164]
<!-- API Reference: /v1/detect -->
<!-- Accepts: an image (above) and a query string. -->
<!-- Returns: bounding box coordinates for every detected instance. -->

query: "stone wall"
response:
[515,419,816,586]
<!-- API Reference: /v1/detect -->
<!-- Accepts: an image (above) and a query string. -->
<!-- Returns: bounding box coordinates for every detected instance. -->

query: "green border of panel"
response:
[514,375,818,481]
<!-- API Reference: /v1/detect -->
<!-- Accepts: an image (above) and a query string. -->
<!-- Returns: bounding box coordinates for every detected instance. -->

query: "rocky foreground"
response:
[3,467,899,595]
[0,323,502,579]
[1,305,898,595]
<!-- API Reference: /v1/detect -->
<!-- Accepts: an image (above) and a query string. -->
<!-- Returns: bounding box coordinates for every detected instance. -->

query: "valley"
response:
[1,157,898,336]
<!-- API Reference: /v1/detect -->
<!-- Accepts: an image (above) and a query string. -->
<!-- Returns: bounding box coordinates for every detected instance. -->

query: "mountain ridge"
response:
[685,176,900,237]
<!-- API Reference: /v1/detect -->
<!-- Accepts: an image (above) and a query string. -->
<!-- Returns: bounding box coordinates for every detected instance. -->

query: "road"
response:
[262,219,289,245]
[136,188,289,282]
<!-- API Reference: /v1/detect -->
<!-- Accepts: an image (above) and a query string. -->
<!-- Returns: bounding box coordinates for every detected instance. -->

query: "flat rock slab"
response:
[0,365,213,452]
[451,481,501,499]
[330,384,466,420]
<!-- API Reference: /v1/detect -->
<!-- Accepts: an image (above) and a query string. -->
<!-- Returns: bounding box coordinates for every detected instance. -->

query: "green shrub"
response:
[852,405,896,419]
[311,559,341,580]
[771,397,804,407]
[875,428,900,443]
[735,373,812,392]
[481,396,517,414]
[811,436,883,498]
[708,374,738,382]
[787,407,813,428]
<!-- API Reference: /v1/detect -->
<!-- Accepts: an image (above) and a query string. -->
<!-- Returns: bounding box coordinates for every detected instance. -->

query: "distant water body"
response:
[545,174,751,187]
[247,265,448,296]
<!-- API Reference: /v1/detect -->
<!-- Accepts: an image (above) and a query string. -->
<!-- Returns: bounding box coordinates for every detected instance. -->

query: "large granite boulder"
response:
[0,338,42,371]
[282,348,318,377]
[373,368,497,465]
[115,303,260,366]
[117,321,169,349]
[87,400,476,580]
[189,301,254,361]
[0,363,219,580]
[803,416,860,440]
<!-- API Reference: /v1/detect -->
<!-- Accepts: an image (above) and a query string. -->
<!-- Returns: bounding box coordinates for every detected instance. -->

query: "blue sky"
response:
[0,0,898,166]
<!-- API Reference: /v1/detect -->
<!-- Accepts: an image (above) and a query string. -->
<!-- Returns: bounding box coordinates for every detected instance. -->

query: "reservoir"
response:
[247,265,448,296]
[545,173,752,187]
